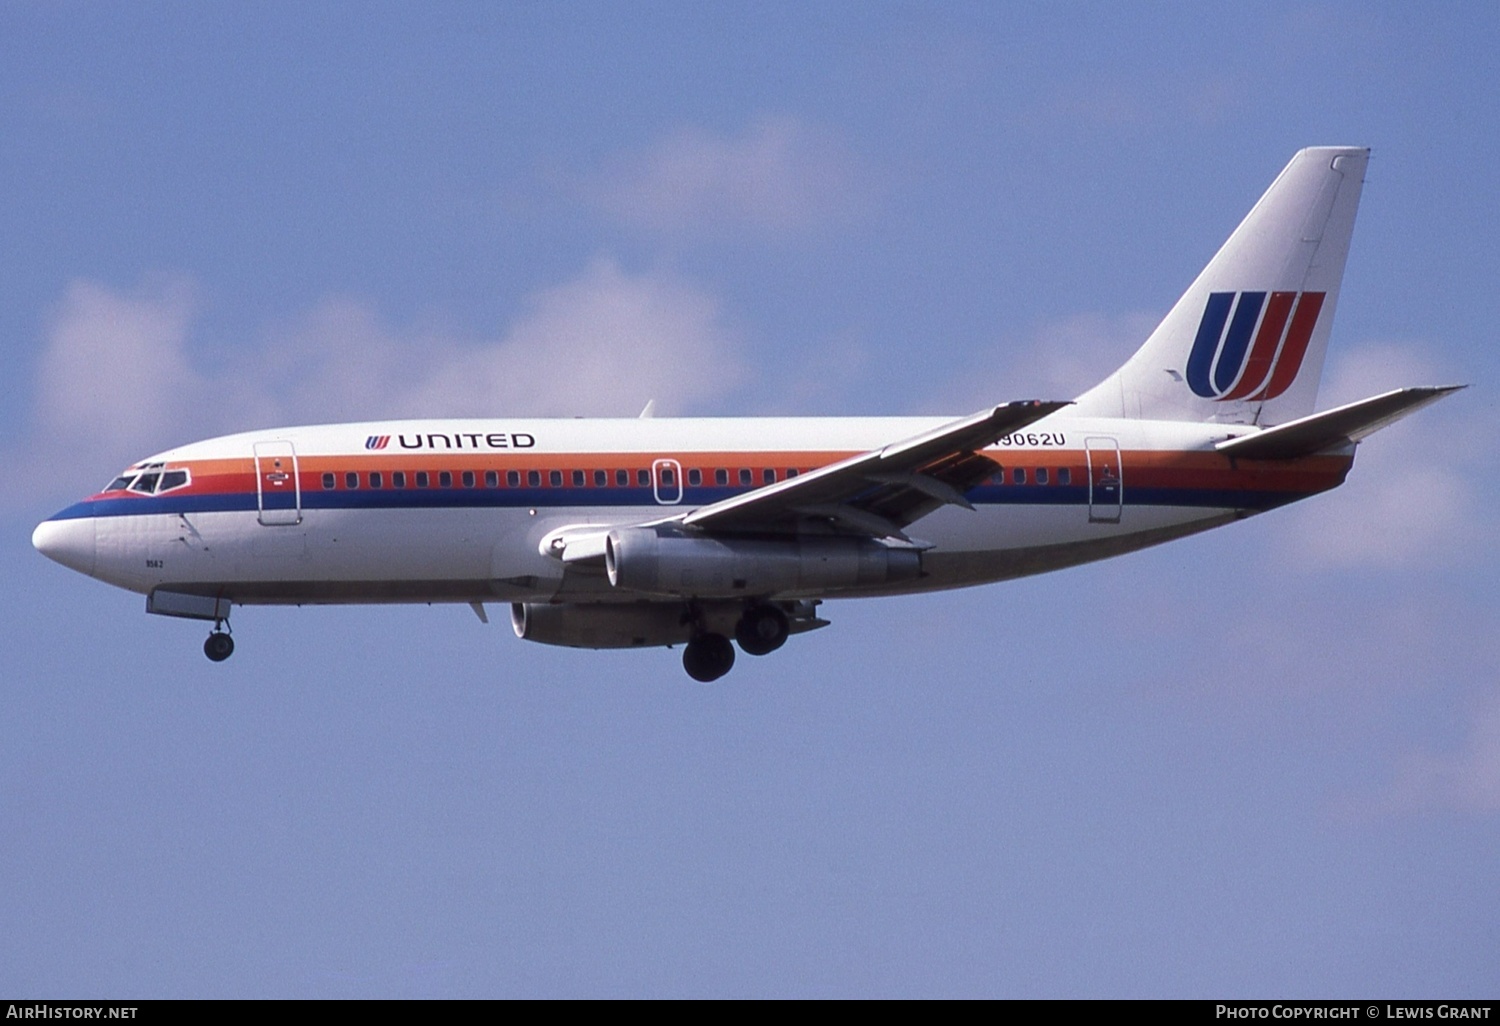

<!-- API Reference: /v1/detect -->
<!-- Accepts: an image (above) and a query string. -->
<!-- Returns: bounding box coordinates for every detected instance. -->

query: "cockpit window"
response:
[107,464,190,496]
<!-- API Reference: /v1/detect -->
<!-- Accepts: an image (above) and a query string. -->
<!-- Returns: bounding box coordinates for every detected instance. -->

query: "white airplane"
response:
[33,147,1459,680]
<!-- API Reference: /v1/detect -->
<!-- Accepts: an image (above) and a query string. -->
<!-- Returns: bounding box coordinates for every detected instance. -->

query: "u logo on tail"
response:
[1185,291,1325,402]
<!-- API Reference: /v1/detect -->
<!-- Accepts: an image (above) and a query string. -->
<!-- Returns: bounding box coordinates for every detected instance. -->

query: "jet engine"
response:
[605,527,922,598]
[511,601,695,649]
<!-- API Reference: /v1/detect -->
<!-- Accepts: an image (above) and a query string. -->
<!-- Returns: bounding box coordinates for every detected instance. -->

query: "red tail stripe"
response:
[1252,292,1324,401]
[1222,291,1295,401]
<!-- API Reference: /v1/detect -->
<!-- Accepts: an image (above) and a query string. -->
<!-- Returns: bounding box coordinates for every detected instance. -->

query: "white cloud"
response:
[1015,311,1161,399]
[1272,343,1489,570]
[930,310,1159,410]
[585,116,876,238]
[34,276,208,451]
[392,258,745,418]
[11,260,746,508]
[1385,691,1500,816]
[249,257,745,423]
[1314,342,1454,409]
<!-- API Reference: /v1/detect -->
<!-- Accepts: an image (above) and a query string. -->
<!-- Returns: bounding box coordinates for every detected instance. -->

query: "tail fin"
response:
[1073,146,1369,425]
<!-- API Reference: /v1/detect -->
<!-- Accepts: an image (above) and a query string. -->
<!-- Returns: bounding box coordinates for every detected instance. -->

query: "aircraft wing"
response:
[677,400,1069,540]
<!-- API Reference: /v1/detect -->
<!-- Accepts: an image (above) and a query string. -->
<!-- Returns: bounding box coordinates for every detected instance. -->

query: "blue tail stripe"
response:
[1186,292,1234,397]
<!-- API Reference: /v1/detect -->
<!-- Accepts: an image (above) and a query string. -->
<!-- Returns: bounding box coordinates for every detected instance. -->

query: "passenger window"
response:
[485,470,498,488]
[528,470,540,487]
[989,467,1005,484]
[594,470,606,487]
[787,468,798,478]
[1012,468,1027,485]
[370,471,383,489]
[637,469,650,487]
[462,470,475,488]
[1058,467,1071,486]
[393,471,406,488]
[688,468,702,486]
[660,468,674,486]
[738,469,751,485]
[715,468,728,486]
[1036,468,1049,485]
[549,470,562,487]
[416,471,430,488]
[763,468,775,484]
[439,471,453,488]
[571,470,584,487]
[616,469,629,487]
[346,472,359,489]
[508,470,520,487]
[322,472,336,490]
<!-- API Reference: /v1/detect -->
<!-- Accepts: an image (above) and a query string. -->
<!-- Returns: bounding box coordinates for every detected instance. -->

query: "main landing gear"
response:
[683,632,735,682]
[681,603,794,682]
[204,621,234,662]
[735,604,789,656]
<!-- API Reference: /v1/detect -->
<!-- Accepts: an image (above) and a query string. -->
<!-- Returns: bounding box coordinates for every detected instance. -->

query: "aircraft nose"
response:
[33,516,97,576]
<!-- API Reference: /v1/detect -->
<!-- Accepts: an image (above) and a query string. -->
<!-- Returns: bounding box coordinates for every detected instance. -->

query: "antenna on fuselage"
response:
[639,399,656,419]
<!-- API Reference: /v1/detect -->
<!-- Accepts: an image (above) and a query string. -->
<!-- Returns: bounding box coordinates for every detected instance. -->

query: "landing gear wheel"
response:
[735,605,789,656]
[204,631,235,662]
[683,633,735,682]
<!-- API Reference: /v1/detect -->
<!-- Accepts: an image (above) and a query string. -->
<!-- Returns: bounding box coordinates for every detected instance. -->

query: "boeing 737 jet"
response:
[33,147,1458,680]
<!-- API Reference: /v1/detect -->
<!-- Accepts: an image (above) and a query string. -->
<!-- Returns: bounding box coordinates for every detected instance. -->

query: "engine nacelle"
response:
[605,528,922,598]
[511,601,694,649]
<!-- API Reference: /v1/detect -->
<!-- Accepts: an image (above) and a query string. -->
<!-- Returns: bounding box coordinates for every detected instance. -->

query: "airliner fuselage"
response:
[34,414,1349,625]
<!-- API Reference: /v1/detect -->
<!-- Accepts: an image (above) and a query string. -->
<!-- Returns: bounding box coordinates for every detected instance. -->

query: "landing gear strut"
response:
[204,621,234,662]
[682,633,735,682]
[735,604,790,656]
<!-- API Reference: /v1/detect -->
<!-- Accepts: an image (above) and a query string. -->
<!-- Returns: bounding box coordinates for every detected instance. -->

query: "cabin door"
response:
[1085,437,1123,524]
[652,458,683,504]
[254,440,302,526]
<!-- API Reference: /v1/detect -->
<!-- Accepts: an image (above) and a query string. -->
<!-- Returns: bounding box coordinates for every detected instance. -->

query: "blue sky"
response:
[3,1,1498,997]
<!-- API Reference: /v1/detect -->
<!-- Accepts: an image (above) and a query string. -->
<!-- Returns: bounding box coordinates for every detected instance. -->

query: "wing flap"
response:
[681,400,1069,536]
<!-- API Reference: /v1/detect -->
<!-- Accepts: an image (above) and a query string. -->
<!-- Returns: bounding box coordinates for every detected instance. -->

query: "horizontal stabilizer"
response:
[1215,386,1463,460]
